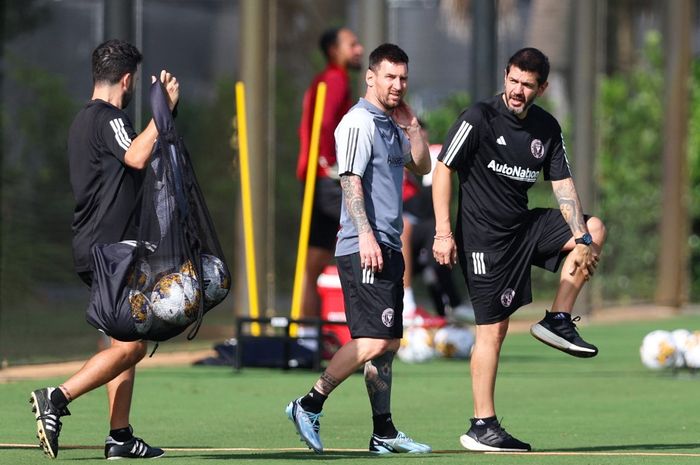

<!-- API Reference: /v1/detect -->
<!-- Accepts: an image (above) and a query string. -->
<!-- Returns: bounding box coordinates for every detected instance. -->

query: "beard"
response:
[506,92,536,116]
[347,57,362,71]
[121,89,133,109]
[381,96,401,110]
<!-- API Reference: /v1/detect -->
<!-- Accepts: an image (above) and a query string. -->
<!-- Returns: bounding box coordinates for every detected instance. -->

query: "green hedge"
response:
[597,32,665,303]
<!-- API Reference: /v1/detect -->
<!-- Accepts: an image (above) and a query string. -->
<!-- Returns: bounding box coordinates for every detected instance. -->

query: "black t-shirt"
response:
[68,100,143,272]
[438,93,571,248]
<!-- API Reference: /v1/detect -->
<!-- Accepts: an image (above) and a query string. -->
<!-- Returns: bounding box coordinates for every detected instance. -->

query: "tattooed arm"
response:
[552,178,597,279]
[340,174,383,272]
[552,178,587,236]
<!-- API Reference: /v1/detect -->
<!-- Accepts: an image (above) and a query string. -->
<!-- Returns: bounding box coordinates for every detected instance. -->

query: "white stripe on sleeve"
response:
[109,118,132,151]
[443,121,472,166]
[346,127,359,172]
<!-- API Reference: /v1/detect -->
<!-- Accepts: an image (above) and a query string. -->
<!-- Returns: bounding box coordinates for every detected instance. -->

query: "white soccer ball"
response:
[434,325,475,359]
[683,332,700,369]
[128,289,154,334]
[150,272,200,325]
[640,330,677,370]
[670,329,692,368]
[397,327,436,363]
[201,254,230,309]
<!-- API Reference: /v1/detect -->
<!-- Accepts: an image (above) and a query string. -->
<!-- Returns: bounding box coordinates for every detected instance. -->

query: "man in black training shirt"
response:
[432,48,606,452]
[29,39,179,460]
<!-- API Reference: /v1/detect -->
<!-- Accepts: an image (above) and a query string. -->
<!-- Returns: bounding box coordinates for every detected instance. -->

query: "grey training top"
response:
[334,98,412,256]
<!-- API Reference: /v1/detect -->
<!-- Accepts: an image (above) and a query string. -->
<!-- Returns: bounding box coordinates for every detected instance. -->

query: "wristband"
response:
[434,232,453,240]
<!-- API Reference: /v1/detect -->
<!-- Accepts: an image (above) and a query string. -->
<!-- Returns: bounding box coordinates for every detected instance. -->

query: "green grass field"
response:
[2,313,700,464]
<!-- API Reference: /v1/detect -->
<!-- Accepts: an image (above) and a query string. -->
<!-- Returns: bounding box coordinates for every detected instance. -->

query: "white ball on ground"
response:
[434,325,475,359]
[398,326,435,363]
[640,330,677,370]
[683,332,700,369]
[670,329,692,368]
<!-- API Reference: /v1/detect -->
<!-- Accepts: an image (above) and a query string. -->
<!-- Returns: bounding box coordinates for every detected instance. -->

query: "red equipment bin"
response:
[317,266,351,352]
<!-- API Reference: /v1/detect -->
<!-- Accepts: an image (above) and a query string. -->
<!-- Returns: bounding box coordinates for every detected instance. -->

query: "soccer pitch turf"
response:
[2,313,699,464]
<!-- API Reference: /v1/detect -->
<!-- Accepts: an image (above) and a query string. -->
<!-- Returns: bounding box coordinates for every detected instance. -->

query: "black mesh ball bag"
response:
[86,80,231,342]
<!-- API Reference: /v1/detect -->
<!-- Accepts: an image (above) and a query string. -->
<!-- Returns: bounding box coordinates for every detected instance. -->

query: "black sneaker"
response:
[530,311,598,358]
[459,418,531,452]
[30,387,71,459]
[104,427,165,460]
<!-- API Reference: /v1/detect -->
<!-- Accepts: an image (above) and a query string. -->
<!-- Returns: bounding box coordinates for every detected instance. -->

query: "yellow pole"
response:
[290,82,327,335]
[235,81,261,336]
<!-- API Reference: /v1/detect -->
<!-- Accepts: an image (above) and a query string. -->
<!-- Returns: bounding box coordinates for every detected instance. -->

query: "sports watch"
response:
[575,233,593,246]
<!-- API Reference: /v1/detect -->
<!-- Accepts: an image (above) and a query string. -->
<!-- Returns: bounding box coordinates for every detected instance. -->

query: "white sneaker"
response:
[403,292,417,326]
[403,287,416,314]
[369,431,432,454]
[450,304,476,324]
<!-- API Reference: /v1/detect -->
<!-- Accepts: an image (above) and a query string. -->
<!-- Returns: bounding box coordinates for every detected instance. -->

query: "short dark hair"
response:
[368,43,408,72]
[505,47,550,85]
[319,27,341,60]
[92,39,142,85]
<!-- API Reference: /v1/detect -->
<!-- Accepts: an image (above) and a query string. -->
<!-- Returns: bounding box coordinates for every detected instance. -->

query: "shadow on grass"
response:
[191,451,443,460]
[0,445,101,451]
[538,443,700,452]
[43,451,374,462]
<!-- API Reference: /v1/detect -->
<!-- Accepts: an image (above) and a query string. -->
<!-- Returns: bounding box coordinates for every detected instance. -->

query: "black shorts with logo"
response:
[308,177,342,251]
[336,244,404,339]
[458,208,579,325]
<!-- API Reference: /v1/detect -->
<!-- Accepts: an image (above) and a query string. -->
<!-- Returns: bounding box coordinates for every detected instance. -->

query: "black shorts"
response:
[336,245,404,339]
[458,208,577,325]
[308,177,342,251]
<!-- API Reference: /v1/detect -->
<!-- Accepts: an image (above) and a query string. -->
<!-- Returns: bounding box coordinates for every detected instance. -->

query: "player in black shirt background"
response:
[432,48,606,452]
[29,39,178,460]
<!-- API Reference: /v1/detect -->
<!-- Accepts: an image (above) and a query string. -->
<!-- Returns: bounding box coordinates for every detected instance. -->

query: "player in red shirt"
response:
[296,27,363,344]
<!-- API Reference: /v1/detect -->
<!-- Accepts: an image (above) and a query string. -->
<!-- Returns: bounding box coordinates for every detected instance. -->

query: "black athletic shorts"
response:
[336,244,404,339]
[458,208,579,325]
[308,177,342,251]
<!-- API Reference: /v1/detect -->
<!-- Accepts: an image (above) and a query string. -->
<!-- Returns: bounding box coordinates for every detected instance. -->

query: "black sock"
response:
[110,426,133,442]
[49,388,69,411]
[299,388,327,414]
[372,413,398,438]
[471,415,497,427]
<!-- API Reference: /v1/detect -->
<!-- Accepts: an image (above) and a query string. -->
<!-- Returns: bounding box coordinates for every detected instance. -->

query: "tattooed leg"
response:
[313,371,340,397]
[364,351,395,416]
